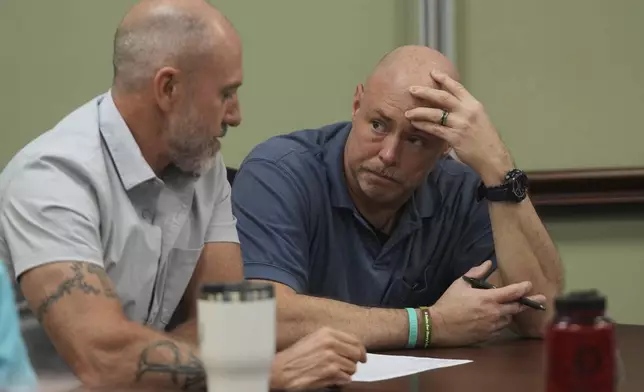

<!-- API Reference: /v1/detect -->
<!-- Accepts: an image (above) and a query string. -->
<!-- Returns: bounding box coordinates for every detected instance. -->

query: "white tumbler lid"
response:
[200,281,275,302]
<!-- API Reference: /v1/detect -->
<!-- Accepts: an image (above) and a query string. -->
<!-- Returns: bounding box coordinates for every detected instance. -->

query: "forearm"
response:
[489,197,563,290]
[505,196,564,287]
[488,197,564,334]
[75,320,204,390]
[276,293,408,351]
[479,164,563,292]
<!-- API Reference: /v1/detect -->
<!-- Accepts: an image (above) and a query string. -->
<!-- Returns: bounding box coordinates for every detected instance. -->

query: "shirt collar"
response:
[98,91,157,191]
[323,122,439,220]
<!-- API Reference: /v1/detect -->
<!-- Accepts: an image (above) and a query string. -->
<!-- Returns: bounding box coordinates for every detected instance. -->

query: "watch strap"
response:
[477,169,528,203]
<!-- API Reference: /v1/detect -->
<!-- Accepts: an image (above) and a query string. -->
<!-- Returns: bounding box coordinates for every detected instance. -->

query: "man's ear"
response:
[153,66,180,113]
[352,84,364,118]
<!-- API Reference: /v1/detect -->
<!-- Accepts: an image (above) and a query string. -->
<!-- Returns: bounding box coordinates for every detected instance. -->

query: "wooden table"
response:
[32,324,644,391]
[344,324,643,392]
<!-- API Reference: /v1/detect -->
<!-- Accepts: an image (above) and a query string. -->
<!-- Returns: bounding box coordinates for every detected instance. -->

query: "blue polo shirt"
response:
[232,122,496,308]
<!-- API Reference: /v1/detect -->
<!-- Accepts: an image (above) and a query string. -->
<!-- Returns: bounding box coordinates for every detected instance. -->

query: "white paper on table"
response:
[352,353,472,382]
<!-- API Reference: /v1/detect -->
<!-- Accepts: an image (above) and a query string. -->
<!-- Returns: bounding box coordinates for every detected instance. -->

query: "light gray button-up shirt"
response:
[0,91,239,330]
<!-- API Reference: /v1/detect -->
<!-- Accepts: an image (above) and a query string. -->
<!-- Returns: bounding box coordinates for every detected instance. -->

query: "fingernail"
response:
[405,110,411,117]
[432,69,443,76]
[409,86,419,93]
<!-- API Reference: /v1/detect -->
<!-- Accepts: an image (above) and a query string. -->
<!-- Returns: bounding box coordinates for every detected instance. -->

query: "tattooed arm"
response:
[20,261,206,390]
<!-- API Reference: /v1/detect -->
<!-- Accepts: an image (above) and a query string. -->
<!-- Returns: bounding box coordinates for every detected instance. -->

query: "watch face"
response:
[510,171,528,199]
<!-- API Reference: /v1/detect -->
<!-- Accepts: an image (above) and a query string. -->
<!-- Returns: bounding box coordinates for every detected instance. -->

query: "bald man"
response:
[232,45,564,351]
[0,0,365,390]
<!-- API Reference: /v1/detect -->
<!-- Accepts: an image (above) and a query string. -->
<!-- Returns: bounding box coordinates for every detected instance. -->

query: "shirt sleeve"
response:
[231,159,312,293]
[0,262,38,388]
[0,158,105,279]
[451,197,498,280]
[204,153,239,244]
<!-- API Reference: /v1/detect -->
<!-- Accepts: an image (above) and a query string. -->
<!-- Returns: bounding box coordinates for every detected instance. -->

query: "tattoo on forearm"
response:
[87,263,118,298]
[136,340,206,390]
[36,262,118,321]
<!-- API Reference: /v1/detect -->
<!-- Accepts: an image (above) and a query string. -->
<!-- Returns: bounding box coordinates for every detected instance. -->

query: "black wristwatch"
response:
[477,169,529,203]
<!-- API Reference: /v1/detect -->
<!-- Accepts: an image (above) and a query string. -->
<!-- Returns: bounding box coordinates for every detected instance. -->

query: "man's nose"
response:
[224,96,242,127]
[378,134,400,167]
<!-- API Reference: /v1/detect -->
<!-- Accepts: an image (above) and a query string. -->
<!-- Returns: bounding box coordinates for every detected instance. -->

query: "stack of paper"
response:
[352,353,472,382]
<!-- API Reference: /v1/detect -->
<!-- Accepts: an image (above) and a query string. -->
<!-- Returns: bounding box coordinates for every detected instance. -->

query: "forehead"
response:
[363,72,436,119]
[202,39,243,84]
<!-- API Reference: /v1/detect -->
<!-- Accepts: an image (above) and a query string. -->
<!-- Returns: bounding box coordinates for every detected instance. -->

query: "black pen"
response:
[462,276,546,311]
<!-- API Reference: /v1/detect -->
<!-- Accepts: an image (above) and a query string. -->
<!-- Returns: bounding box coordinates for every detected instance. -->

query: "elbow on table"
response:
[66,331,138,388]
[517,282,561,339]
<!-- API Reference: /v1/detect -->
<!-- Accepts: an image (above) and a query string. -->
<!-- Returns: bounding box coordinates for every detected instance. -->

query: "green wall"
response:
[456,0,644,172]
[0,0,418,169]
[1,1,642,324]
[456,0,644,324]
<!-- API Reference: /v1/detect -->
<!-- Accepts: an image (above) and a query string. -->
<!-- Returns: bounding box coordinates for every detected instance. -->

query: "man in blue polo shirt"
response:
[231,45,564,351]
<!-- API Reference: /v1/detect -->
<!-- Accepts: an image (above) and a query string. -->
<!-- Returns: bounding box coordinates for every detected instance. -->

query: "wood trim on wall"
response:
[528,168,644,207]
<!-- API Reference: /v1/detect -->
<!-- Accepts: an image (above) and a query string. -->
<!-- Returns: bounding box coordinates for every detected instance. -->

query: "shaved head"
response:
[112,0,236,92]
[365,45,459,96]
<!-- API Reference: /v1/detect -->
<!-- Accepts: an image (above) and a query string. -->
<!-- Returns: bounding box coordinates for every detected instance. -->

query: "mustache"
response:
[361,167,402,184]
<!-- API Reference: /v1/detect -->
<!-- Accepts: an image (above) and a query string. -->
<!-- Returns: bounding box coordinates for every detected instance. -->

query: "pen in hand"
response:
[462,275,546,311]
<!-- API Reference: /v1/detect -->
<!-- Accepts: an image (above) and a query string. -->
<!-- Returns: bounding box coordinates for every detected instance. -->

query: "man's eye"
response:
[407,136,425,147]
[371,121,386,133]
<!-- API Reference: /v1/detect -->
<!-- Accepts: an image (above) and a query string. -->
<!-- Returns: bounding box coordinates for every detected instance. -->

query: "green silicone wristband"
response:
[405,308,418,349]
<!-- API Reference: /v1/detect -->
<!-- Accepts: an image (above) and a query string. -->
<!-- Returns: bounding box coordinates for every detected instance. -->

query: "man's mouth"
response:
[364,169,400,184]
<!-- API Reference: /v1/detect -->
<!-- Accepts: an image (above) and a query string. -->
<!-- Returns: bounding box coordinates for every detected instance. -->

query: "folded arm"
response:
[485,193,564,337]
[20,261,206,389]
[252,279,410,351]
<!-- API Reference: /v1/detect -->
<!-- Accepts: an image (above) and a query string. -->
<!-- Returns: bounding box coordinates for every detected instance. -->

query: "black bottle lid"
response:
[555,289,606,314]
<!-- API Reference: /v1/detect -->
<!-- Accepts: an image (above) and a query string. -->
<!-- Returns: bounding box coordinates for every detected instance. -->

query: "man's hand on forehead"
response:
[403,70,514,183]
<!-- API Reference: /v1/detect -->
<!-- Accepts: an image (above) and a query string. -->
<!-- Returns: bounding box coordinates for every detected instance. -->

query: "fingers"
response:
[408,85,460,110]
[330,337,367,364]
[328,327,362,347]
[430,70,472,101]
[323,371,352,389]
[318,327,367,363]
[493,314,513,332]
[316,354,357,389]
[486,281,532,304]
[525,294,547,305]
[331,352,359,375]
[498,301,524,317]
[330,330,367,363]
[464,260,494,280]
[405,107,466,129]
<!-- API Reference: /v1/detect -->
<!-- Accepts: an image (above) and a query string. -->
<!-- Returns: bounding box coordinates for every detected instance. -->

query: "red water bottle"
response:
[546,290,616,392]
